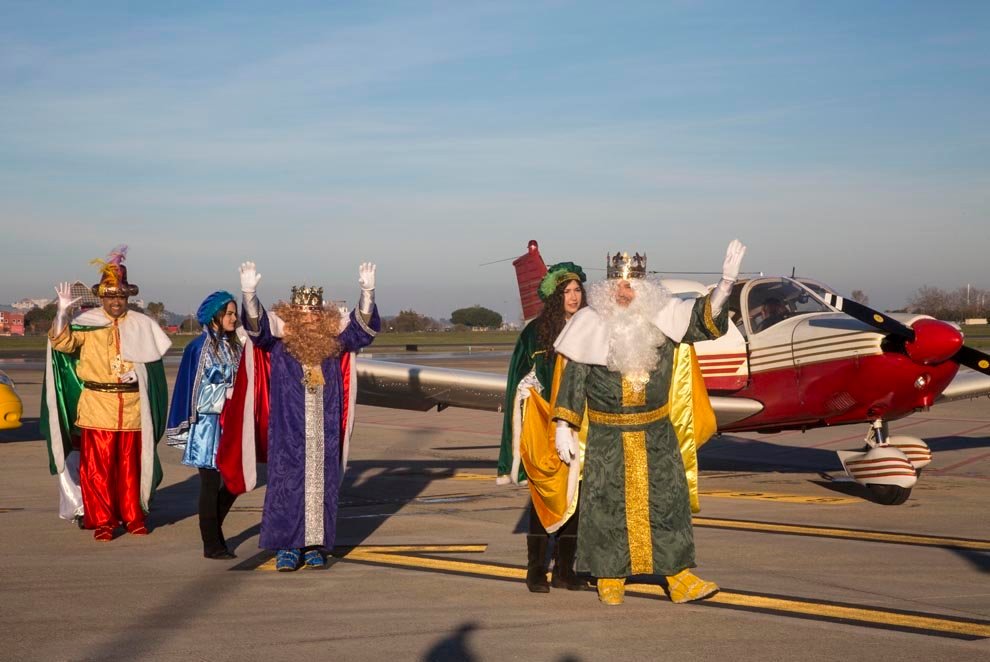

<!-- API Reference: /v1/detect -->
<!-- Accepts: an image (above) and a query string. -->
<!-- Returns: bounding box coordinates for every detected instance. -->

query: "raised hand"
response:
[358,262,376,291]
[722,239,746,282]
[239,261,261,293]
[54,282,81,312]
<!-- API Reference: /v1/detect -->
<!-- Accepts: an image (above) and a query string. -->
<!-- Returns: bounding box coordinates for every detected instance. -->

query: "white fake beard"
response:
[588,279,670,377]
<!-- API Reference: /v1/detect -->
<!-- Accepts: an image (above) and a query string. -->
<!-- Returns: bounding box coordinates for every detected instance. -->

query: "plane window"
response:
[748,279,829,333]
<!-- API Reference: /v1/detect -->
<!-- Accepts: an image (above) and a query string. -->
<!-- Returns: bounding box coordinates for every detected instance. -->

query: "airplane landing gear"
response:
[835,419,930,506]
[866,483,912,506]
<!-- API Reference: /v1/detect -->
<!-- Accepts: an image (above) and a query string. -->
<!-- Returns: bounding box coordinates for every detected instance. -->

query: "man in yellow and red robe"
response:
[44,246,170,542]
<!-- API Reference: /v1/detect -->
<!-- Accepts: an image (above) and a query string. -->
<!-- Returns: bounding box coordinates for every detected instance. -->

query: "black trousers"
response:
[198,468,237,551]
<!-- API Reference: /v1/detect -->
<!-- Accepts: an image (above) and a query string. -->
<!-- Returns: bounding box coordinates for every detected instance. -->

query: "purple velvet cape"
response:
[247,305,379,550]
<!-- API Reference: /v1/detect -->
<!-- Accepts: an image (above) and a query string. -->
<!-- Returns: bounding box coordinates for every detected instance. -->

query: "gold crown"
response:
[290,285,324,310]
[606,252,647,279]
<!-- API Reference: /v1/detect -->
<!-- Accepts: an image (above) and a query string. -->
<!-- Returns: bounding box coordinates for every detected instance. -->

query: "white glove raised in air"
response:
[239,261,261,293]
[358,262,376,291]
[721,239,746,283]
[555,422,578,465]
[54,282,81,313]
[51,282,82,336]
[119,370,138,384]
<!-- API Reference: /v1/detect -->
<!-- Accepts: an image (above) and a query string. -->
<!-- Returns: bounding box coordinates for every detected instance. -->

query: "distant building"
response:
[0,310,25,336]
[11,297,52,311]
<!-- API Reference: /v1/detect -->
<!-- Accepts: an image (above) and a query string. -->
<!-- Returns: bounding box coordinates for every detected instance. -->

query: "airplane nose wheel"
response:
[866,483,912,506]
[836,419,920,506]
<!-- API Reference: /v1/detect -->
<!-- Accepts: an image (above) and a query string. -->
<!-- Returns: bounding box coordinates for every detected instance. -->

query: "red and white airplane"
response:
[355,242,990,505]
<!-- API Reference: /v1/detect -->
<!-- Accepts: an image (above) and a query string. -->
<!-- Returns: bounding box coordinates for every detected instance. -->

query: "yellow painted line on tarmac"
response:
[312,545,990,640]
[693,517,990,551]
[698,489,859,504]
[624,584,990,640]
[451,472,498,481]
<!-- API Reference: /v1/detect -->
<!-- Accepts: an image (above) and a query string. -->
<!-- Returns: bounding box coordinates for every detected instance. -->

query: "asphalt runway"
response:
[1,354,989,661]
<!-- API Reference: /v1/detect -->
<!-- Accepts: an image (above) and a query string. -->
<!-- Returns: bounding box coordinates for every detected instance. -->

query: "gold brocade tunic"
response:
[553,295,726,579]
[50,311,139,431]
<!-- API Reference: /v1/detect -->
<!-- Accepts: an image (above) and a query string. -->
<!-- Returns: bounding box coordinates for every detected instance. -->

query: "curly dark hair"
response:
[536,278,586,353]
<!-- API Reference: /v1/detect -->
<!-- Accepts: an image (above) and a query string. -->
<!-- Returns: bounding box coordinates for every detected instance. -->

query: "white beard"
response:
[587,279,670,378]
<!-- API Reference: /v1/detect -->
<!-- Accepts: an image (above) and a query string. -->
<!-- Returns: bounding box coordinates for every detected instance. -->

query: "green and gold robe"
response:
[498,321,553,484]
[554,295,726,578]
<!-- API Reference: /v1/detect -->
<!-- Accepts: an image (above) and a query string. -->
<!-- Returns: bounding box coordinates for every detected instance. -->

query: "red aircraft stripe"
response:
[852,471,917,479]
[846,457,906,465]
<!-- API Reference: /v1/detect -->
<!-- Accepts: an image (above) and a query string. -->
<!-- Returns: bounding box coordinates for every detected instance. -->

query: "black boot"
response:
[216,486,238,557]
[551,534,585,590]
[201,516,233,559]
[525,535,550,593]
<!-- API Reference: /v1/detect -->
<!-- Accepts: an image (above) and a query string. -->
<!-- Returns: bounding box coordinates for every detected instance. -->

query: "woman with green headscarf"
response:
[499,262,589,592]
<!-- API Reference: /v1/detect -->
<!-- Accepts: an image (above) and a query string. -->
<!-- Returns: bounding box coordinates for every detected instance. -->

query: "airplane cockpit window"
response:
[796,278,838,302]
[747,278,830,333]
[728,282,746,334]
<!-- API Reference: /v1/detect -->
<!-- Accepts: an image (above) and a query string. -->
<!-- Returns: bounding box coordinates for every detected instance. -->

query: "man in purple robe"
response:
[238,260,379,571]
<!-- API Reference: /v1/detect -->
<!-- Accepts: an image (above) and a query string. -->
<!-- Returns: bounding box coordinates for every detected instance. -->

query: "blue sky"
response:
[1,1,987,319]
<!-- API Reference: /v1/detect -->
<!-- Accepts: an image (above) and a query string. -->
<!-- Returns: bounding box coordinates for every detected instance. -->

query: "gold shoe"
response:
[597,577,625,605]
[665,569,719,604]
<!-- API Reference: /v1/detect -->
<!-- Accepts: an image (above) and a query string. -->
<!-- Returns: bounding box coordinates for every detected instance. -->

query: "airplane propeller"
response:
[819,293,990,376]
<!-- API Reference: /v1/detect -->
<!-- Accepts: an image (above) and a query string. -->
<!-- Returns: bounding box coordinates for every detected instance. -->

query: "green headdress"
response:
[538,261,586,301]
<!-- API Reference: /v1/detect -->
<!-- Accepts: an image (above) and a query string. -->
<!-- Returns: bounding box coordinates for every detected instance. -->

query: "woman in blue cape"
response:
[166,291,243,559]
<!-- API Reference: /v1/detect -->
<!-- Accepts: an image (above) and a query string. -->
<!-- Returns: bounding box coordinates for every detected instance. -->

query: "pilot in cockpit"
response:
[756,296,790,331]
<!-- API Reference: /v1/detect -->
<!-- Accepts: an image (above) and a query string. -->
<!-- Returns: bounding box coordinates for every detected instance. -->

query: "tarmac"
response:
[1,353,989,661]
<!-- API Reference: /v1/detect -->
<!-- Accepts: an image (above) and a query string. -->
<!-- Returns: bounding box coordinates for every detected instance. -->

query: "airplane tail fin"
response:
[513,240,548,322]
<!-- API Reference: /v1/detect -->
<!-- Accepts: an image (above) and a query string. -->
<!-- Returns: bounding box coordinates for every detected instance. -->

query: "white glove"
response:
[358,262,376,315]
[555,421,578,465]
[119,370,138,384]
[52,282,81,336]
[55,282,81,312]
[239,261,261,320]
[239,261,261,293]
[516,371,542,401]
[358,262,376,291]
[721,239,746,282]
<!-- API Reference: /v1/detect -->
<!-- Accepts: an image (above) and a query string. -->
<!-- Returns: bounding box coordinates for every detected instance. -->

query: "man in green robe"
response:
[552,240,745,605]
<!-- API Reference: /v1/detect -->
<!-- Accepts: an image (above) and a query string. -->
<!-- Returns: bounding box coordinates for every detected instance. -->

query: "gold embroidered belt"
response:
[84,381,139,393]
[587,403,670,427]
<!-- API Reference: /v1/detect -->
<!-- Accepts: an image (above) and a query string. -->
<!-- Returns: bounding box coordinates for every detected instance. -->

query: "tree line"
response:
[905,285,990,322]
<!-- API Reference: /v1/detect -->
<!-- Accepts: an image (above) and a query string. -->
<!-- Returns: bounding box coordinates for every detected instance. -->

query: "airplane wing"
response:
[355,357,765,429]
[936,367,990,403]
[356,358,506,413]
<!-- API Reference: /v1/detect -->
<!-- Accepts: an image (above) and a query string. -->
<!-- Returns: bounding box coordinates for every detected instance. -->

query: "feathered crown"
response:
[290,285,323,310]
[90,244,139,297]
[606,252,647,280]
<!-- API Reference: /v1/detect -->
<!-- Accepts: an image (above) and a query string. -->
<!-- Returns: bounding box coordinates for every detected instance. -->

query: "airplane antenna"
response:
[791,266,796,278]
[478,256,519,267]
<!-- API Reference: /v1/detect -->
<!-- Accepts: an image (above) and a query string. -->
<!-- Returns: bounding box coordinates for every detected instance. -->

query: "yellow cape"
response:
[519,355,587,533]
[669,344,717,513]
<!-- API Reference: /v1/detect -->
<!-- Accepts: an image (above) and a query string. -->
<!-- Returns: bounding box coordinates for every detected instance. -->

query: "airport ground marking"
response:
[247,543,990,639]
[449,473,863,501]
[693,517,990,551]
[696,489,859,504]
